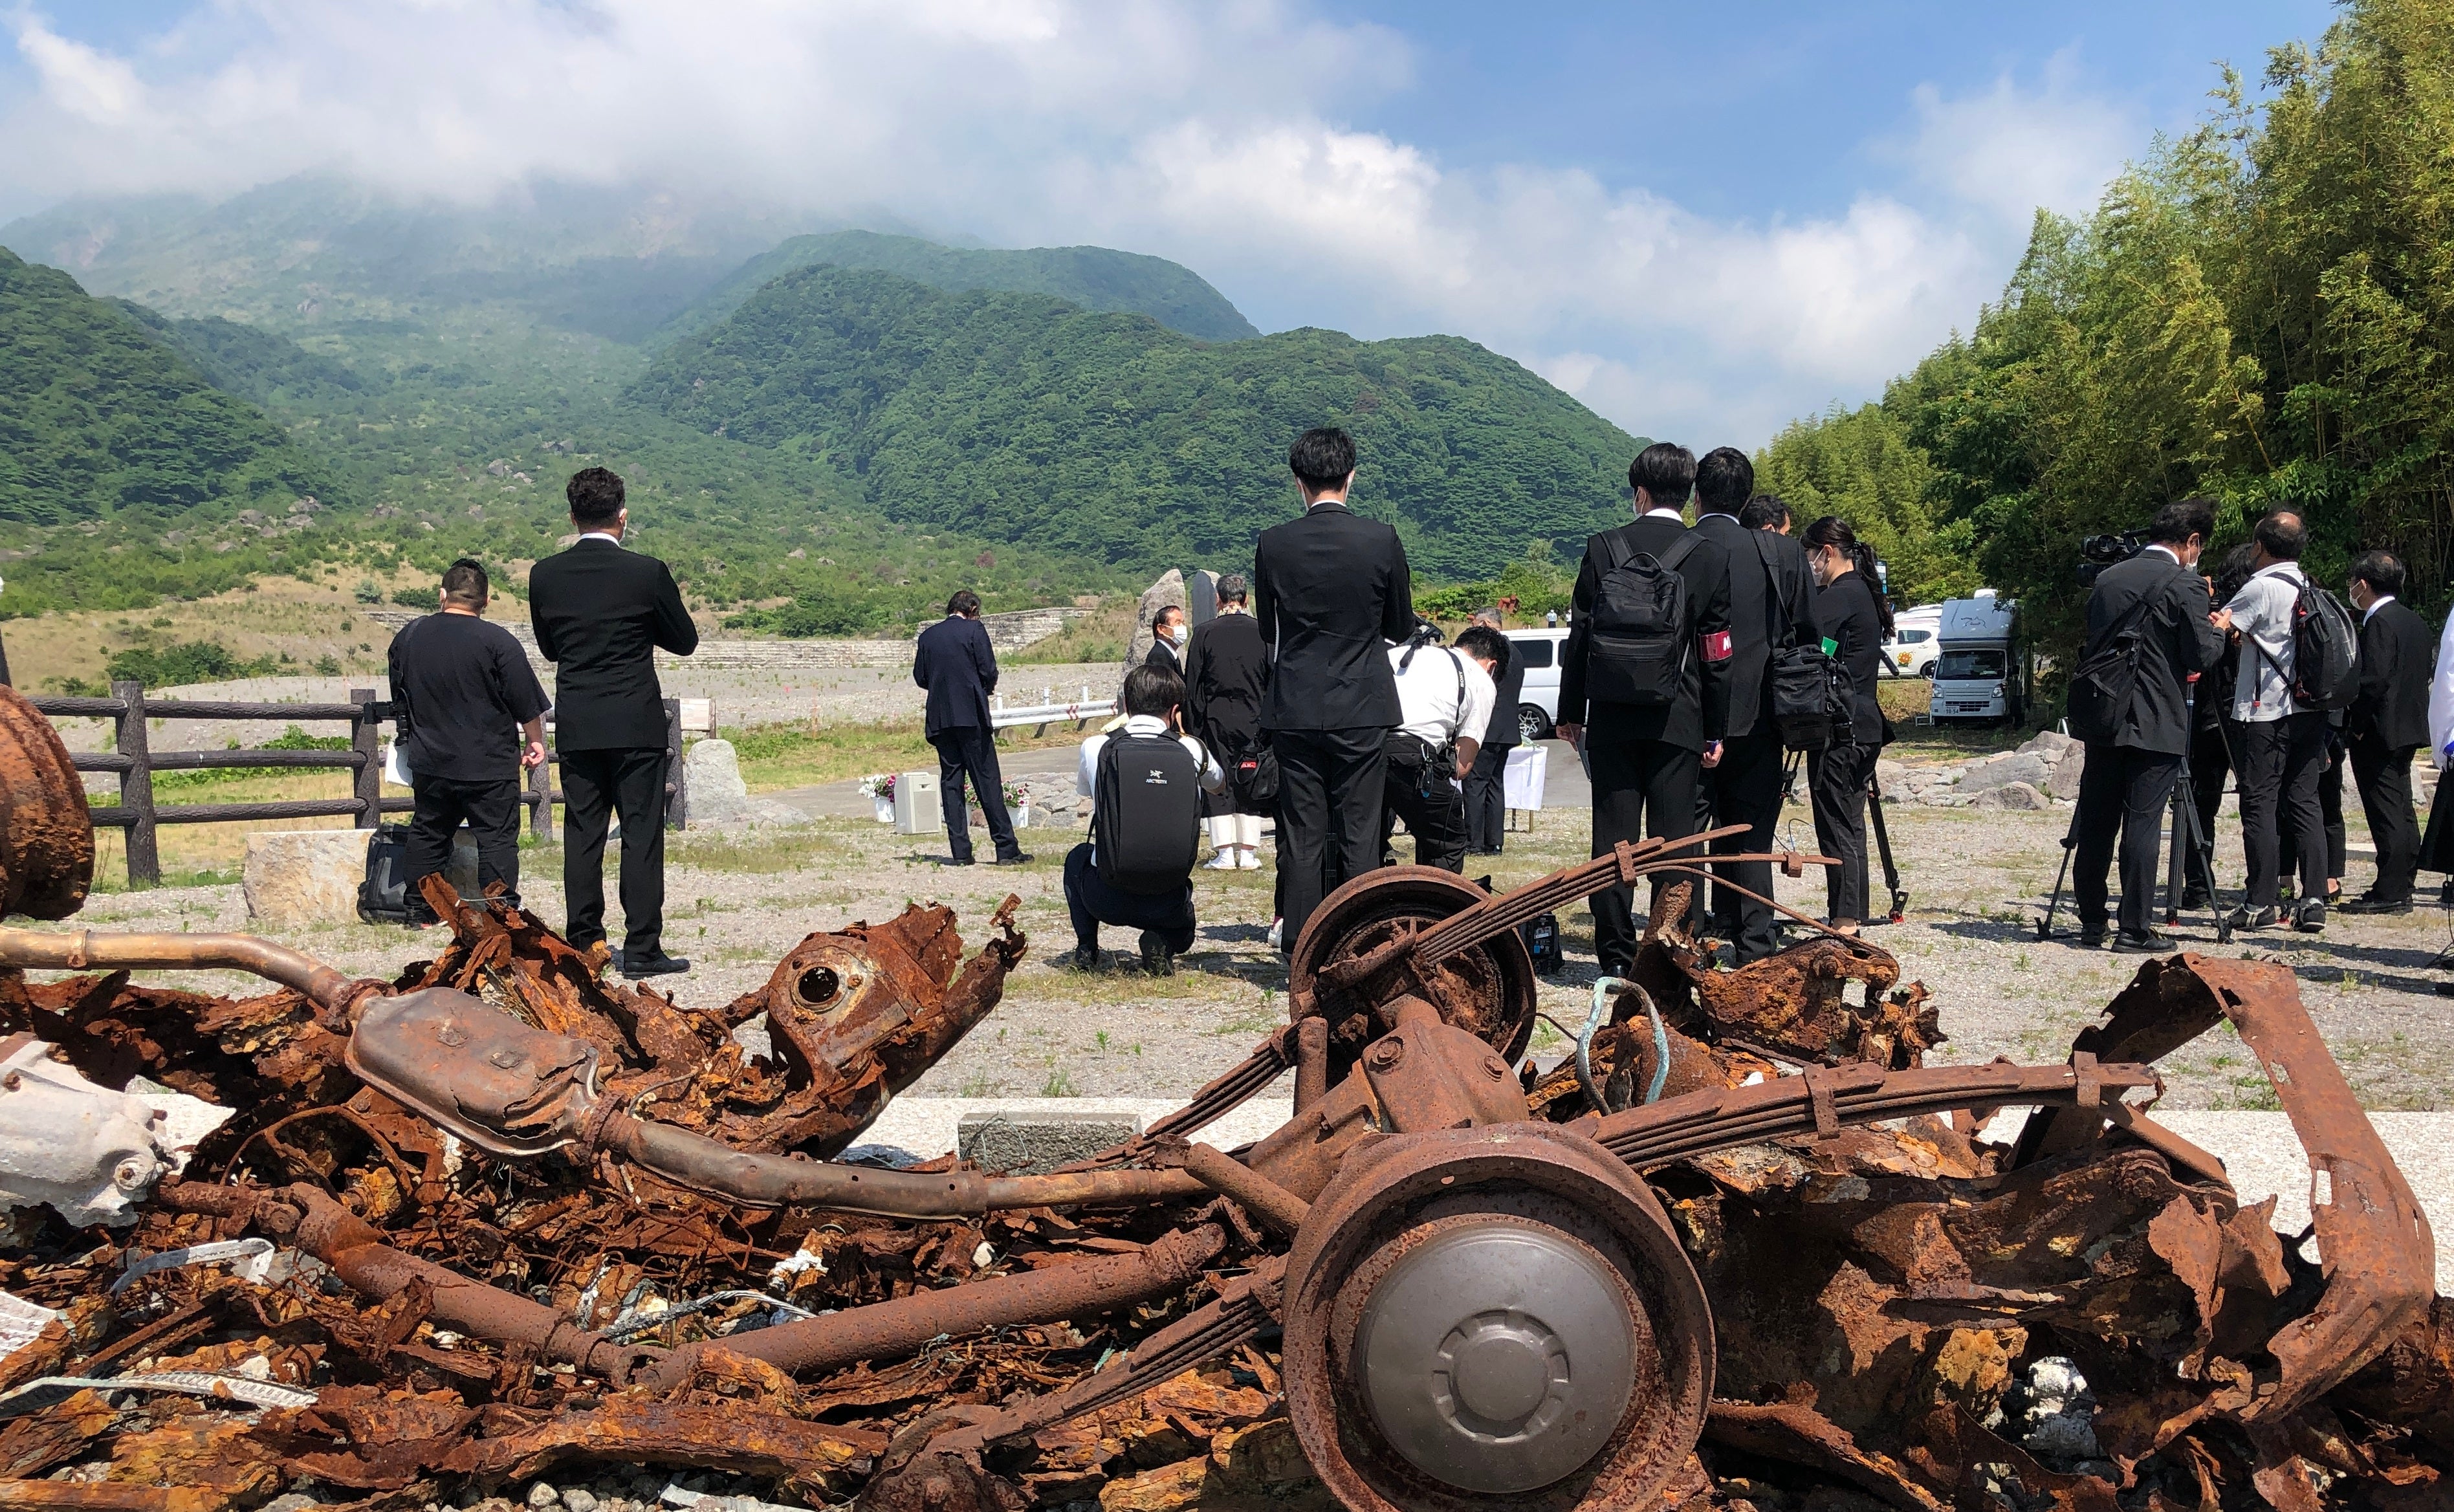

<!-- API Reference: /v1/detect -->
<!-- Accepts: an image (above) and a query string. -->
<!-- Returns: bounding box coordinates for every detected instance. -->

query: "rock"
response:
[1123,570,1189,682]
[959,1109,1144,1174]
[2045,745,2085,800]
[263,1496,322,1512]
[681,741,812,831]
[244,829,373,926]
[1956,752,2052,794]
[1973,781,2048,811]
[527,1485,560,1510]
[2019,730,2076,760]
[1875,758,1911,801]
[562,1492,598,1512]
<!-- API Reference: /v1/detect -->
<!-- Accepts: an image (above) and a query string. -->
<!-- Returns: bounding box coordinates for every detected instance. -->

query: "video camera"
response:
[2076,530,2149,587]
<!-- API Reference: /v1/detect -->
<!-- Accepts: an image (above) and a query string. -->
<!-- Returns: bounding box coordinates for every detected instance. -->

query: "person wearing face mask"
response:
[1801,516,1890,936]
[1145,605,1190,677]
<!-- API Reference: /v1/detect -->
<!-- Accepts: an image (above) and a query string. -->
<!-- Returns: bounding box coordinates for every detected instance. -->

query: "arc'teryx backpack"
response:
[1584,531,1700,706]
[1093,730,1203,895]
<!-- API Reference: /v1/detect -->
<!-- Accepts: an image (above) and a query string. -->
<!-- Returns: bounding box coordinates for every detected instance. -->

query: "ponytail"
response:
[1802,516,1896,638]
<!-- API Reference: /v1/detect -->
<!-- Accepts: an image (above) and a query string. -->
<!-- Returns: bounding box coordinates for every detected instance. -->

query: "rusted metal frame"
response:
[1291,1015,1330,1113]
[1142,1028,1294,1143]
[1593,1058,2161,1170]
[639,1222,1230,1390]
[1169,1142,1311,1236]
[0,926,380,1018]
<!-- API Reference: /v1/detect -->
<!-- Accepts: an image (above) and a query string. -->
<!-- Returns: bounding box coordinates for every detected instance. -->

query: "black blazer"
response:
[1559,515,1733,752]
[1693,514,1815,739]
[2081,549,2222,756]
[1143,637,1183,679]
[1481,642,1526,749]
[912,615,1000,736]
[527,538,697,751]
[1183,611,1267,758]
[1254,503,1414,732]
[2351,597,2432,751]
[1812,573,1887,745]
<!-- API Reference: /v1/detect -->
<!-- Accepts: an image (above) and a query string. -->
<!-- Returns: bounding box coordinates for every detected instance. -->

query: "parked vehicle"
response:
[1883,605,1943,678]
[1928,593,2028,727]
[1505,629,1570,740]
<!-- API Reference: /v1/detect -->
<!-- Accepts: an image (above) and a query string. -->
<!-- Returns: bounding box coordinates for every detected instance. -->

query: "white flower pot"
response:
[872,796,895,824]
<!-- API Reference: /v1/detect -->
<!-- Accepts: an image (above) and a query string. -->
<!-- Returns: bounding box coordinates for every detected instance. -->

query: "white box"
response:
[893,769,941,835]
[1504,744,1548,810]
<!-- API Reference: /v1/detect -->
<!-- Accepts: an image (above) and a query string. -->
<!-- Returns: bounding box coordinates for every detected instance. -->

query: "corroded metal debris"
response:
[0,695,2438,1512]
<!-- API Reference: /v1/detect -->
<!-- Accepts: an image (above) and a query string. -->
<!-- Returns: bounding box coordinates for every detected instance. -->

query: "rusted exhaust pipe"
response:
[641,1221,1227,1391]
[0,926,374,1016]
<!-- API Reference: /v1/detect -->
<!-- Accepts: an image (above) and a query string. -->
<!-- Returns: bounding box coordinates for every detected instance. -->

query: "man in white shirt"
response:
[1377,622,1500,872]
[2212,510,2330,930]
[1066,663,1225,974]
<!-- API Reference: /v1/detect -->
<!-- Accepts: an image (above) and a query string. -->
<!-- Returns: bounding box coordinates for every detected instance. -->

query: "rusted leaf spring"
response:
[0,1484,218,1512]
[0,685,93,922]
[0,927,378,1020]
[638,1222,1229,1390]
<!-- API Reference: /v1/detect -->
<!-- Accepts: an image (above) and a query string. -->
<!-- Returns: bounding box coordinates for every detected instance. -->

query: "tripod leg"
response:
[2172,766,2232,945]
[2164,781,2186,926]
[2038,804,2083,941]
[1865,773,1907,923]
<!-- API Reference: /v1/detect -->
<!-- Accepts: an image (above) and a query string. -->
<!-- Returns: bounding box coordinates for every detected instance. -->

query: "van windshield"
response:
[1936,649,2006,680]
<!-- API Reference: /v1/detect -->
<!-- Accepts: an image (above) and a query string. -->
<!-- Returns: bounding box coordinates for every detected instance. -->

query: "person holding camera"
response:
[1065,663,1224,975]
[2066,499,2224,950]
[1377,620,1500,873]
[2212,510,2332,932]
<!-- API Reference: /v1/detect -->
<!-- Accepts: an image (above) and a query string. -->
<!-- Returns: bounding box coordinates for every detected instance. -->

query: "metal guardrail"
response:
[989,686,1116,734]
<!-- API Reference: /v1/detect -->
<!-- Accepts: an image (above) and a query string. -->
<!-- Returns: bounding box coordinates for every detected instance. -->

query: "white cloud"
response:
[0,3,2134,445]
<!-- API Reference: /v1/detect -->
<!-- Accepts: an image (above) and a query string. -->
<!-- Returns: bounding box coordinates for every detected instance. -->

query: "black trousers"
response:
[1589,738,1701,976]
[1063,843,1196,956]
[406,772,521,915]
[2186,718,2238,888]
[1381,736,1469,873]
[929,725,1020,864]
[561,746,667,956]
[2349,738,2422,903]
[2072,743,2183,939]
[1809,742,1878,924]
[2238,711,2329,909]
[1694,732,1786,963]
[2279,741,2347,889]
[1463,742,1512,853]
[1275,726,1388,952]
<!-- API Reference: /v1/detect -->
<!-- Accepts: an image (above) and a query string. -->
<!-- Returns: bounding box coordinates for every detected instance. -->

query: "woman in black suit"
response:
[1804,516,1891,934]
[1183,575,1270,868]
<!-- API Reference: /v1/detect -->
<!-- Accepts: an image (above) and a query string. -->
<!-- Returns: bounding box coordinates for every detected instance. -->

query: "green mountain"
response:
[631,265,1641,579]
[668,229,1259,344]
[109,302,371,406]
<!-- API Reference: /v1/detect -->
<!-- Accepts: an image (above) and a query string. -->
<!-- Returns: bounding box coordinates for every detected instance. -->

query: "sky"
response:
[0,1,2340,446]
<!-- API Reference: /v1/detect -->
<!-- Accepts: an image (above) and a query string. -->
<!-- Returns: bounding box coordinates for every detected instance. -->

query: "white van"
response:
[1504,629,1571,741]
[1883,604,1943,678]
[1929,594,2026,726]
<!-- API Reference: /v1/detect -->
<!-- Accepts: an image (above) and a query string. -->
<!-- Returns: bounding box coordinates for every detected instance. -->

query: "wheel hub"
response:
[1355,1221,1636,1493]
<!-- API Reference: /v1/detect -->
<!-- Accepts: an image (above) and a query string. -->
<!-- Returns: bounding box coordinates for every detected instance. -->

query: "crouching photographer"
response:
[1064,664,1224,976]
[2063,499,2224,952]
[1379,620,1500,873]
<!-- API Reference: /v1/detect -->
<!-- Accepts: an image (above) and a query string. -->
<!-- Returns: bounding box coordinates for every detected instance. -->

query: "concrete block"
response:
[958,1108,1143,1174]
[243,829,373,926]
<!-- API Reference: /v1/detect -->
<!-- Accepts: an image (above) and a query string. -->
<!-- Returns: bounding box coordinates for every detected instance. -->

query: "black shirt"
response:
[388,613,551,783]
[1811,572,1885,745]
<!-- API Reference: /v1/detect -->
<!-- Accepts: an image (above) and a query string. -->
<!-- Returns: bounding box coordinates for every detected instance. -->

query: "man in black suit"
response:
[1556,442,1735,977]
[2069,497,2225,952]
[1144,605,1187,677]
[1690,458,1816,963]
[1255,426,1414,952]
[529,468,699,977]
[912,590,1029,868]
[2343,550,2431,912]
[1462,606,1523,855]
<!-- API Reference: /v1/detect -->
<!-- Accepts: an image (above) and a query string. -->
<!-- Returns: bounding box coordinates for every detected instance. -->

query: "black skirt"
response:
[2420,764,2454,873]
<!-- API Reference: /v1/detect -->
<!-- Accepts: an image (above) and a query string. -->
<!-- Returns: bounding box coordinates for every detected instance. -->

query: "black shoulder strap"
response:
[1754,532,1795,643]
[1594,529,1632,576]
[1659,533,1701,574]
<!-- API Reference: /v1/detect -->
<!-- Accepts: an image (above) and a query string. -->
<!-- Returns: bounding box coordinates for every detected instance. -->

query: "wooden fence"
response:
[29,683,688,888]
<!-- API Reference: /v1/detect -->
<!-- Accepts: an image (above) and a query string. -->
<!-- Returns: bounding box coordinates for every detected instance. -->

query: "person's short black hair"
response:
[1454,624,1507,666]
[1694,447,1754,513]
[441,557,488,606]
[1123,663,1186,717]
[946,589,982,617]
[1215,573,1249,604]
[2352,549,2406,598]
[1738,494,1791,531]
[2213,543,2261,602]
[1154,604,1185,628]
[2149,497,2217,547]
[1289,428,1357,492]
[1628,443,1696,509]
[2253,511,2306,561]
[566,466,625,527]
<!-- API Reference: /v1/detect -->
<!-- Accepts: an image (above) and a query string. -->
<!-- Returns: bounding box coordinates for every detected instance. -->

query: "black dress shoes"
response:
[2110,930,2171,954]
[2339,894,2414,915]
[617,950,691,978]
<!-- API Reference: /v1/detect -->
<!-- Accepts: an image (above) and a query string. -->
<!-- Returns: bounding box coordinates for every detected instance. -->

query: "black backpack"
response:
[358,823,415,924]
[1583,531,1700,706]
[1757,535,1840,750]
[2278,577,2360,712]
[2066,595,2156,745]
[1092,730,1203,894]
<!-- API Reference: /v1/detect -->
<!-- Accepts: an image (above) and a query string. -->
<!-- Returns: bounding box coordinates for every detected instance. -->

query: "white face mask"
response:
[1169,623,1189,646]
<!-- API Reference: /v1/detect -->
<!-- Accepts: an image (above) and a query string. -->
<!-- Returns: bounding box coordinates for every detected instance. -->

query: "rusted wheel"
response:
[0,685,91,919]
[1288,866,1536,1087]
[1282,1124,1713,1512]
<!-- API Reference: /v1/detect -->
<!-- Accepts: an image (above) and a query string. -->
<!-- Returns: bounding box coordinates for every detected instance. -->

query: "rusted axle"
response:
[0,925,378,1017]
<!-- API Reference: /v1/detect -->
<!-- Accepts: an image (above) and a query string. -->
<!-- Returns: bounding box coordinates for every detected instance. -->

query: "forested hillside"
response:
[666,229,1259,344]
[634,265,1646,579]
[1760,0,2454,674]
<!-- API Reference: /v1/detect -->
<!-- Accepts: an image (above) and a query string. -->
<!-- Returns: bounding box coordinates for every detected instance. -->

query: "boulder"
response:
[1123,569,1189,681]
[2019,730,2077,760]
[243,829,373,926]
[1973,781,2050,811]
[1875,758,1912,801]
[680,740,811,831]
[1956,751,2053,794]
[2045,745,2085,800]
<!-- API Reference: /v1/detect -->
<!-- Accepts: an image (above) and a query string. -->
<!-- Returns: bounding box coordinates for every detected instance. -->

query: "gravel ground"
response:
[53,772,2454,1111]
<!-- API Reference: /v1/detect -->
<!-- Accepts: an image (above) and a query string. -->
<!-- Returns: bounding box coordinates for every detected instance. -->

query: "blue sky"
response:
[0,1,2339,445]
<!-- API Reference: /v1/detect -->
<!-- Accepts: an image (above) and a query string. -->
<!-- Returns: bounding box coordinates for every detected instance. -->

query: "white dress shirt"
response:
[2365,592,2397,622]
[2430,611,2454,767]
[1077,716,1224,799]
[2223,562,2306,723]
[1388,642,1496,750]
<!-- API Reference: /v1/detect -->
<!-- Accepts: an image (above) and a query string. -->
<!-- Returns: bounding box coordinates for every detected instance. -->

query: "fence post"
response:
[351,687,380,827]
[112,680,159,888]
[664,697,685,831]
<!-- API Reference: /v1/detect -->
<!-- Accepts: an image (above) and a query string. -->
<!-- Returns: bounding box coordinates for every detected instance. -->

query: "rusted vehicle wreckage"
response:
[0,687,2439,1511]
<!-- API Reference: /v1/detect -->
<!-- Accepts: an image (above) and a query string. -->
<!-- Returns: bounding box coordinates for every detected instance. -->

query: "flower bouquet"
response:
[858,772,896,824]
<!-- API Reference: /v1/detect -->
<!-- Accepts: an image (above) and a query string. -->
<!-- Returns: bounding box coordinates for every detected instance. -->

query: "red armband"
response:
[1701,629,1733,663]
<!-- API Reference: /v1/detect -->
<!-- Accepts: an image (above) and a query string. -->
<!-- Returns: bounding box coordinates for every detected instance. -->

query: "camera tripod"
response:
[1779,747,1908,926]
[2039,754,2233,945]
